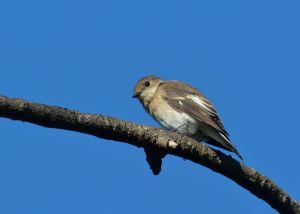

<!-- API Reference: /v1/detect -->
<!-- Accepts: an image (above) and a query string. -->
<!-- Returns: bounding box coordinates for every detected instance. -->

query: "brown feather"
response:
[159,81,242,158]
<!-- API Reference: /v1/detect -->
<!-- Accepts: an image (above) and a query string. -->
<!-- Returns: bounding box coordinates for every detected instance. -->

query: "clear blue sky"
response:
[0,1,299,213]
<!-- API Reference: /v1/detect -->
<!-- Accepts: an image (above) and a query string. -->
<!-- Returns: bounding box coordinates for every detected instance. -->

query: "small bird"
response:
[133,75,242,162]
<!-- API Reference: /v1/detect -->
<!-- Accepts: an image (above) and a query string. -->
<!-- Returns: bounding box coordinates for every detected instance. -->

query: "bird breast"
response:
[148,97,198,136]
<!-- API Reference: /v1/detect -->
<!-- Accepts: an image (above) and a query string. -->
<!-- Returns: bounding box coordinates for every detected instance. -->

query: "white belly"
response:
[149,102,198,135]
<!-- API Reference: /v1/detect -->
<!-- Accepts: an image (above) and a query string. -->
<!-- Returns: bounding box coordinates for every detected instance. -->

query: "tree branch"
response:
[0,95,299,214]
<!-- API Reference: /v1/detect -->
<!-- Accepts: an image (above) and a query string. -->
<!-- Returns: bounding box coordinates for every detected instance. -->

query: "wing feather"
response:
[160,81,242,160]
[162,83,228,136]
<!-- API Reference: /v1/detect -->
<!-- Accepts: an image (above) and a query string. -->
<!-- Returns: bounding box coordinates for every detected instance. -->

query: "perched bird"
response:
[133,75,242,165]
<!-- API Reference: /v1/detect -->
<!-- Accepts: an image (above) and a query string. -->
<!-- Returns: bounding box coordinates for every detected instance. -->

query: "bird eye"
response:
[144,81,150,87]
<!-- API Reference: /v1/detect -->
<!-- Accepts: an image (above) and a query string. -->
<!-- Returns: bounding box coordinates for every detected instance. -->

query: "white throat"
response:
[139,86,159,107]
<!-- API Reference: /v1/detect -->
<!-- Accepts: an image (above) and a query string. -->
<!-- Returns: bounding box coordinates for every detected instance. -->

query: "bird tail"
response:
[206,130,243,160]
[207,138,243,160]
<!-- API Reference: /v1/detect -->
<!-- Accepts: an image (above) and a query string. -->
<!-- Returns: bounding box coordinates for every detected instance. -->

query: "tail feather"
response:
[206,131,243,160]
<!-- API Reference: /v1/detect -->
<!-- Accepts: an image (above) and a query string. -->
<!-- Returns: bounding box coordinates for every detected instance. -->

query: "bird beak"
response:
[132,91,141,98]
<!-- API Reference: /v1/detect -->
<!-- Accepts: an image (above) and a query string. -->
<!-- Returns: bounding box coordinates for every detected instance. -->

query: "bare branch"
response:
[0,95,299,214]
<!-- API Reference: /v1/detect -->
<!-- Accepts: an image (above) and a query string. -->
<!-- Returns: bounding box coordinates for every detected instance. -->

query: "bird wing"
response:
[161,81,228,136]
[160,81,242,159]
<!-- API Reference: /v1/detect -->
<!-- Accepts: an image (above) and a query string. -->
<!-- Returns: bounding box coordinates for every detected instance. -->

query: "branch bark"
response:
[0,95,299,214]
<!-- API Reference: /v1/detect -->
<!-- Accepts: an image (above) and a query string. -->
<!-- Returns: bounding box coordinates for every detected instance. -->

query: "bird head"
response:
[133,75,164,106]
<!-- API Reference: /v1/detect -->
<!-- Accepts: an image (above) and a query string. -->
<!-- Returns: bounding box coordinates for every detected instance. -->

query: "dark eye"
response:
[144,81,150,87]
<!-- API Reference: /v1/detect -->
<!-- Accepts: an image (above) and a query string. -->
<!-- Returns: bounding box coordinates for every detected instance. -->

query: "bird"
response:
[133,75,242,164]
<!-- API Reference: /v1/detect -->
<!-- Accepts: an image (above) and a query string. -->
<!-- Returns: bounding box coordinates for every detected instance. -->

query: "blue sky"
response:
[0,1,299,213]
